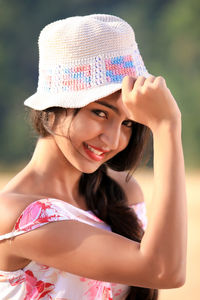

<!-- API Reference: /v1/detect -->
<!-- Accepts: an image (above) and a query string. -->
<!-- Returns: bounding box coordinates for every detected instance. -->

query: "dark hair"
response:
[30,107,158,300]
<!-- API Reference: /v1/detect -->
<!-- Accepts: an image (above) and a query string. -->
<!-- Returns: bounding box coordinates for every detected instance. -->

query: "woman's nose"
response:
[100,124,121,150]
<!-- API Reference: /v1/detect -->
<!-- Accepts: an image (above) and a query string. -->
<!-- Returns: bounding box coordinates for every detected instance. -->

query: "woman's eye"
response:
[92,110,108,118]
[122,120,134,128]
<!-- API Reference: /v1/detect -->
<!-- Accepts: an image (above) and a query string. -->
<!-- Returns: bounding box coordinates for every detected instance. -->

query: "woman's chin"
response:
[79,165,101,174]
[74,160,103,174]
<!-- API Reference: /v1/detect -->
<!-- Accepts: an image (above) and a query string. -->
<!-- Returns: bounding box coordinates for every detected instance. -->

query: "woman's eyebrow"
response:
[96,100,120,115]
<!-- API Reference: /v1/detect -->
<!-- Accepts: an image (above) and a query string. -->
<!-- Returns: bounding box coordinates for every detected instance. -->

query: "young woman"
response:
[0,14,187,300]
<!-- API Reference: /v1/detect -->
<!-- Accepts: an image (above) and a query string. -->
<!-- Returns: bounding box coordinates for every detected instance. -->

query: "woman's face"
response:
[53,91,134,173]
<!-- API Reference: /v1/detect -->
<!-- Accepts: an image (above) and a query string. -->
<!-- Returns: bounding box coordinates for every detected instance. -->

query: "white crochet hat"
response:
[24,14,150,110]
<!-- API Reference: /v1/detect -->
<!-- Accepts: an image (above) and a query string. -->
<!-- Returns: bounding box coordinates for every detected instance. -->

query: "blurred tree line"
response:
[0,0,199,170]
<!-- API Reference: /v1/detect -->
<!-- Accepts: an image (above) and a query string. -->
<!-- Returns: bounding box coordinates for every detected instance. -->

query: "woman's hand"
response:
[122,75,181,132]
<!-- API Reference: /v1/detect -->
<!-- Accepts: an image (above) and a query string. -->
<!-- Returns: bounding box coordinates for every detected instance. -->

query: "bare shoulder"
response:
[107,169,144,205]
[0,191,39,235]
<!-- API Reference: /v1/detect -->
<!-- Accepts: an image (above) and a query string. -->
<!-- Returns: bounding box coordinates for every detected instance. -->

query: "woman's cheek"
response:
[70,117,103,139]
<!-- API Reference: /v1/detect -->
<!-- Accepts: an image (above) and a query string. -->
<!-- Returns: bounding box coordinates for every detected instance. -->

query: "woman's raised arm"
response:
[122,75,187,286]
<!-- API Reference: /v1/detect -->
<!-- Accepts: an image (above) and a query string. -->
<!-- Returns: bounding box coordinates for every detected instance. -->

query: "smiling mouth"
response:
[86,144,104,155]
[83,143,108,161]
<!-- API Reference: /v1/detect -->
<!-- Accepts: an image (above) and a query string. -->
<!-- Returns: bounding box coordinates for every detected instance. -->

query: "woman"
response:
[0,14,187,299]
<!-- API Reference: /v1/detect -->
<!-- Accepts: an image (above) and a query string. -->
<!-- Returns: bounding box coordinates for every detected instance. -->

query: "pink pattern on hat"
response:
[41,64,92,93]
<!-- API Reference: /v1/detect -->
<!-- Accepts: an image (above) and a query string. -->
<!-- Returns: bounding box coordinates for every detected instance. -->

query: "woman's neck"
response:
[31,137,81,180]
[6,137,85,207]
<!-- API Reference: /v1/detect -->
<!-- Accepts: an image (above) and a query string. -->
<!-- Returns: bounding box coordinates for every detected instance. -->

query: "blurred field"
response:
[0,170,199,299]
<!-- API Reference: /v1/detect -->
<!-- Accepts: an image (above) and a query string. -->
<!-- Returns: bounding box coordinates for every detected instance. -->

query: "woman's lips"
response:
[83,143,108,161]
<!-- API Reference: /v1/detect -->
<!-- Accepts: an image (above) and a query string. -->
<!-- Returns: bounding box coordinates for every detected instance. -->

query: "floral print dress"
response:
[0,198,147,300]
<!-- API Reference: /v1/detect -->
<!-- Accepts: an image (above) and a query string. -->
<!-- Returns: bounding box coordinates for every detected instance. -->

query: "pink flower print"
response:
[83,280,113,300]
[102,286,113,300]
[110,283,123,297]
[112,288,123,297]
[80,277,87,282]
[8,274,26,286]
[24,270,38,299]
[25,270,54,299]
[14,199,63,233]
[39,264,50,271]
[36,280,54,299]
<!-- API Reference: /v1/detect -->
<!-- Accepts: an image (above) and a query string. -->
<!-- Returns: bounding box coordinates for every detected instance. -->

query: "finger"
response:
[134,76,146,89]
[145,75,156,84]
[122,76,136,95]
[154,76,166,87]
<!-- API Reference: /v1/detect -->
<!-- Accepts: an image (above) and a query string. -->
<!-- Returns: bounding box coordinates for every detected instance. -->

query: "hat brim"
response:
[24,82,123,110]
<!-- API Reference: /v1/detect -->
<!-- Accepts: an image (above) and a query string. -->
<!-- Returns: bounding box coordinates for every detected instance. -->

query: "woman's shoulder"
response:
[0,191,40,235]
[107,169,144,205]
[0,167,50,234]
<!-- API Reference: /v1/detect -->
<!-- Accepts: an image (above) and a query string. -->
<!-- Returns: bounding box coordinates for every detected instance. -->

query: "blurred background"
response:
[0,0,199,299]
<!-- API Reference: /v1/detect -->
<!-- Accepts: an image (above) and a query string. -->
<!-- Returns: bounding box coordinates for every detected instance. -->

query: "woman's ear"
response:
[47,111,56,130]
